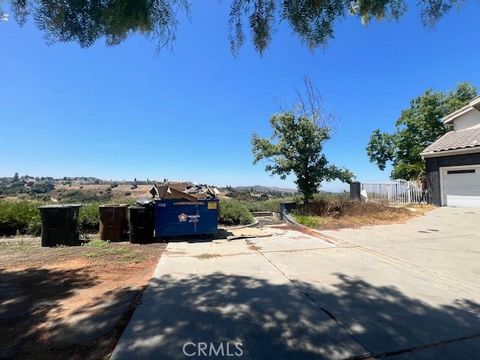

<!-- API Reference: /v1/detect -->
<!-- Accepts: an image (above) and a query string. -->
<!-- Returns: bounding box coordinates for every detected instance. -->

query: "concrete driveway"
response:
[112,208,480,359]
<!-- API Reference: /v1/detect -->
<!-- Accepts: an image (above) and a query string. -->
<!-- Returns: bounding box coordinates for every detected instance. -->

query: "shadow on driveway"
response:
[113,272,480,359]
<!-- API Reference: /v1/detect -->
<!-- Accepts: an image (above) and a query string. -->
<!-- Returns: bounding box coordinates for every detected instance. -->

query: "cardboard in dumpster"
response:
[185,185,219,198]
[149,183,219,201]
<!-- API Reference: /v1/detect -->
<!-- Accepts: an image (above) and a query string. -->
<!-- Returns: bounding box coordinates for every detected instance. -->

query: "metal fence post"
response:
[350,182,361,201]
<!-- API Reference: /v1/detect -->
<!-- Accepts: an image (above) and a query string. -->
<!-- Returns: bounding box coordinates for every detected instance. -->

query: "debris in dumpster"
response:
[184,184,220,198]
[149,183,219,201]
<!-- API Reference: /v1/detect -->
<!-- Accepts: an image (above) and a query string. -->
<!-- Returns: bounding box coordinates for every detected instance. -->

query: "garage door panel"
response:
[441,166,480,208]
[446,195,480,207]
[444,183,480,196]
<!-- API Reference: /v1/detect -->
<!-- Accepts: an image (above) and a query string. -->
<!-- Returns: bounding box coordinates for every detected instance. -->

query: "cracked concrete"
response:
[112,208,480,359]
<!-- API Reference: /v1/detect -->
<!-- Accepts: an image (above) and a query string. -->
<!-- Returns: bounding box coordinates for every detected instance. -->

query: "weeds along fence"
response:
[360,180,424,204]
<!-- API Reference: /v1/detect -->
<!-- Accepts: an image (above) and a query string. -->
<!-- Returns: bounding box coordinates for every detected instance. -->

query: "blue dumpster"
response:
[155,199,219,237]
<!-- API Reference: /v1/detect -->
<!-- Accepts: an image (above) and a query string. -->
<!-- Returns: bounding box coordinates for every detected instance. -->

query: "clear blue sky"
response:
[1,2,479,191]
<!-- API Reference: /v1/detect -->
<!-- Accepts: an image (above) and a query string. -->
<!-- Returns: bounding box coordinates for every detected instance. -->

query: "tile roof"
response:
[422,125,480,154]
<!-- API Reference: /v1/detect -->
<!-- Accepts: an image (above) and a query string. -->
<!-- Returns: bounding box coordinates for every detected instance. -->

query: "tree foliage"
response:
[1,0,470,54]
[252,112,353,203]
[366,82,477,180]
[4,0,189,49]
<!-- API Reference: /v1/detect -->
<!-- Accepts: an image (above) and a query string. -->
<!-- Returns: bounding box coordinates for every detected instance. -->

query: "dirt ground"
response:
[0,237,166,359]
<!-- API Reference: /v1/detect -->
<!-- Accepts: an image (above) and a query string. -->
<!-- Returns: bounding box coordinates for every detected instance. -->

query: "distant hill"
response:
[0,173,298,202]
[228,185,297,194]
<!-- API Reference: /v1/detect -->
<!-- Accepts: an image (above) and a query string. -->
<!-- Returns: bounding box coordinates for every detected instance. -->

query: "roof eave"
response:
[442,97,480,124]
[421,147,480,159]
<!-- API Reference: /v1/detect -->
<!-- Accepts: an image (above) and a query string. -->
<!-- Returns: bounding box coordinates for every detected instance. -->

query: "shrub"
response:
[219,200,254,226]
[58,190,112,203]
[78,203,100,234]
[238,198,295,213]
[29,182,54,195]
[0,200,42,236]
[293,198,351,217]
[293,214,328,228]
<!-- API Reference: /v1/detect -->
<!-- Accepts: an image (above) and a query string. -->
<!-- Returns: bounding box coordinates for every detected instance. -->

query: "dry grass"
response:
[0,237,161,268]
[403,204,436,213]
[49,184,153,203]
[294,201,434,230]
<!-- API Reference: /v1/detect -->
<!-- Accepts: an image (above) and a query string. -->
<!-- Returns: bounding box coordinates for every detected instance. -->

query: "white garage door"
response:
[441,166,480,207]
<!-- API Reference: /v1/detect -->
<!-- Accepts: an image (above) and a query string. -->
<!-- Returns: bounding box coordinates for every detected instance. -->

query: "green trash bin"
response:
[39,205,81,247]
[129,205,154,244]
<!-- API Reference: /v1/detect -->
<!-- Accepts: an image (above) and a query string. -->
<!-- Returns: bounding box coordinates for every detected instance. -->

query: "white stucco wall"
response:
[453,109,480,130]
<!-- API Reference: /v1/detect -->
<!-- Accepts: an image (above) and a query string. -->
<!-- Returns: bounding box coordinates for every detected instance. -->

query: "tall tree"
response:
[366,82,477,180]
[1,0,471,54]
[252,80,353,203]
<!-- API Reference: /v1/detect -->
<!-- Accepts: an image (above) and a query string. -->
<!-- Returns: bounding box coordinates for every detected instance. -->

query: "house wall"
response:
[452,109,480,130]
[425,152,480,206]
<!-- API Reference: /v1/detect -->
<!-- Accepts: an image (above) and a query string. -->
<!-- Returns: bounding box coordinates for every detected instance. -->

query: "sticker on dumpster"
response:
[188,215,200,223]
[178,213,188,222]
[208,202,217,210]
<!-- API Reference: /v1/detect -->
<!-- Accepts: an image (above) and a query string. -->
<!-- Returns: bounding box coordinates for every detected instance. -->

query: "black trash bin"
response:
[39,205,81,247]
[129,205,154,244]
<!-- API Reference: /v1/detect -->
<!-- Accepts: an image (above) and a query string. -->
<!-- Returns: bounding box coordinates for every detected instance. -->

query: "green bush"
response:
[0,200,103,237]
[0,200,42,236]
[293,214,328,228]
[58,190,112,203]
[29,182,54,195]
[237,198,294,213]
[219,200,254,226]
[78,203,100,234]
[237,192,349,216]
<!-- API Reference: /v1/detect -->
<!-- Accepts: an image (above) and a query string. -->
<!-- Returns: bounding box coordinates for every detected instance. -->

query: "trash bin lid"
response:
[99,204,128,208]
[136,198,154,206]
[38,204,81,209]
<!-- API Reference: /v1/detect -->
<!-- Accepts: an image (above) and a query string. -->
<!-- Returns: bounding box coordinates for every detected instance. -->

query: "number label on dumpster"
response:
[208,202,217,210]
[188,214,200,223]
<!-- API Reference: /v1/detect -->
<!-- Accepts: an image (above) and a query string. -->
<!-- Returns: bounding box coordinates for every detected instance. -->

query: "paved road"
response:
[112,208,480,359]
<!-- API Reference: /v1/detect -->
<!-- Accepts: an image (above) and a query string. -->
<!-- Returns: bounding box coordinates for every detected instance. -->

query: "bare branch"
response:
[293,75,334,128]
